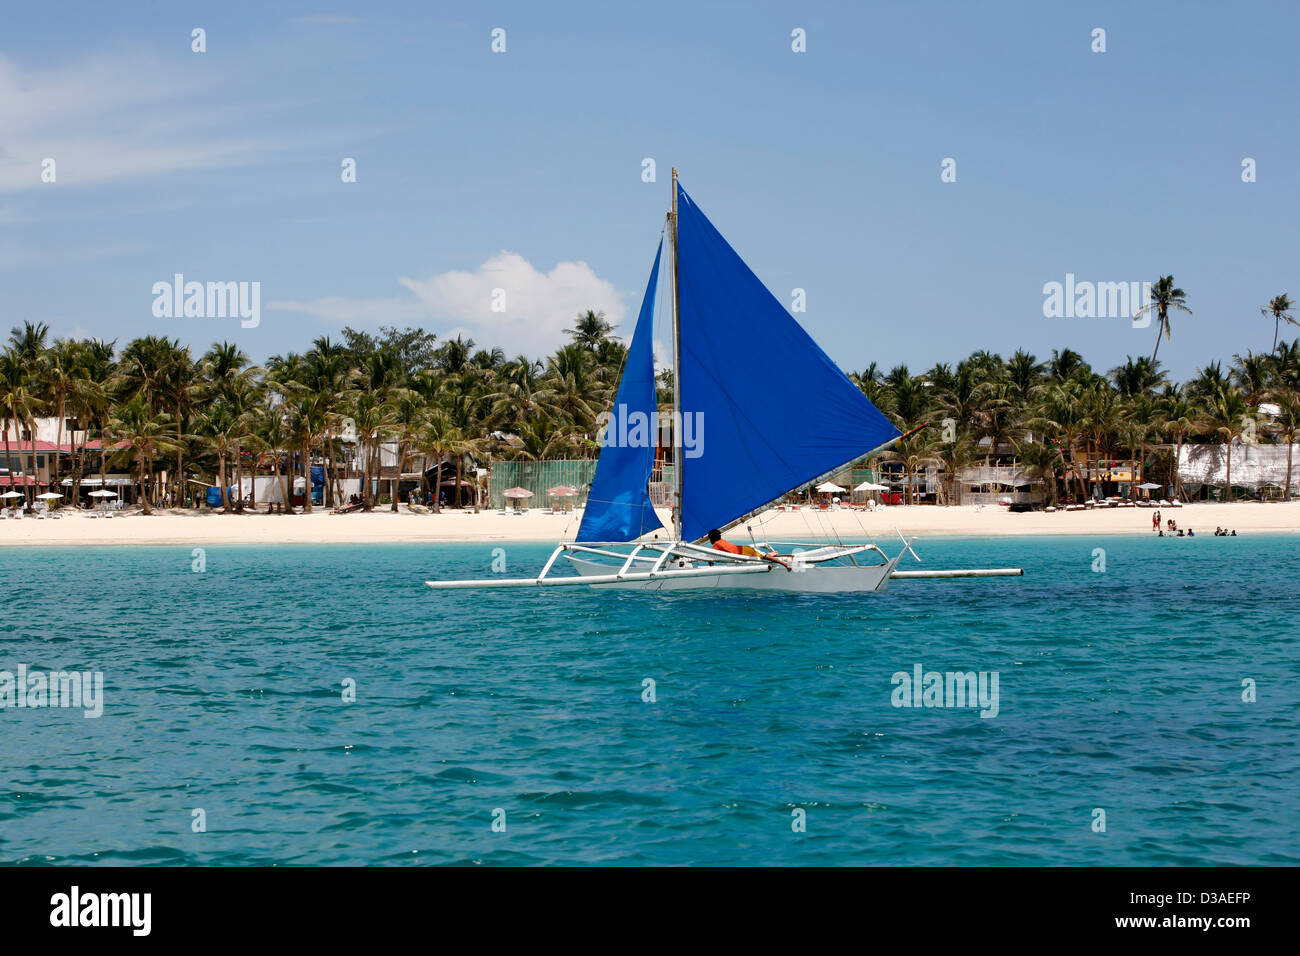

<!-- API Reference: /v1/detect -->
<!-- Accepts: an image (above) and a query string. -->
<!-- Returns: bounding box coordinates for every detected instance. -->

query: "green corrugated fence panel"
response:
[488,459,600,509]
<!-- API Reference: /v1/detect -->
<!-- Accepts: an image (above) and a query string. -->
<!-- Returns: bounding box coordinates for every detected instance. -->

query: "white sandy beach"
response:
[0,502,1295,547]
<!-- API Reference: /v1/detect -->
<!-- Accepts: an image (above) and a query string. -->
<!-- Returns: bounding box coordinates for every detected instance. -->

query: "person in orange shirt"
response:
[707,529,790,570]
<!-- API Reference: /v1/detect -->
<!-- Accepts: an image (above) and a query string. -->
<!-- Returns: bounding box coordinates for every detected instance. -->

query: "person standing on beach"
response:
[1152,510,1160,531]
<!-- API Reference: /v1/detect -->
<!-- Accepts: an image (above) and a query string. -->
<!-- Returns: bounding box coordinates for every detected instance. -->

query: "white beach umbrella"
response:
[1137,482,1162,490]
[854,481,889,491]
[816,481,847,493]
[36,492,63,500]
[88,490,118,498]
[0,491,23,499]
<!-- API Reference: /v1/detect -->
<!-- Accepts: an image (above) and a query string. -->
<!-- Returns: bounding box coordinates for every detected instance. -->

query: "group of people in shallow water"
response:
[1154,509,1232,538]
[1149,510,1237,537]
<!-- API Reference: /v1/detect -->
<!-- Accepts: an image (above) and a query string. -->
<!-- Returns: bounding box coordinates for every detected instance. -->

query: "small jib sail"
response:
[576,240,666,542]
[675,185,899,541]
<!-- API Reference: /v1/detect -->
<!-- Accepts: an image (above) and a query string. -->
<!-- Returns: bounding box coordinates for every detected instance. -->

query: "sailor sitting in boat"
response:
[707,529,791,570]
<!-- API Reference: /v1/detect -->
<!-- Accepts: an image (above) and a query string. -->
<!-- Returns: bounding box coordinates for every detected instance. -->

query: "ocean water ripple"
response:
[1,534,1297,865]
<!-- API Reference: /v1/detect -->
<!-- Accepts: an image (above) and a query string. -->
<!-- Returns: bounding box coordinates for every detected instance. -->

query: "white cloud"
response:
[0,53,289,193]
[270,251,628,356]
[652,338,672,374]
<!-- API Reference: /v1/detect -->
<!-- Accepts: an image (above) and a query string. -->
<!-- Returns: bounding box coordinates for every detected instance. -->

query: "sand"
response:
[0,502,1294,547]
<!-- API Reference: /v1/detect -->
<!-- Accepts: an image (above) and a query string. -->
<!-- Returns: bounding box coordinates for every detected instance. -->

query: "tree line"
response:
[1,286,1296,513]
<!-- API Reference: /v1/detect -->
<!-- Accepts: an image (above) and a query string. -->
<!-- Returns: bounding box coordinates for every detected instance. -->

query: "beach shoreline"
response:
[0,502,1293,547]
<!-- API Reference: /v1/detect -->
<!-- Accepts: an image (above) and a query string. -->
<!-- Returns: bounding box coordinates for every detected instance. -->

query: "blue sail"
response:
[676,184,900,542]
[575,240,667,542]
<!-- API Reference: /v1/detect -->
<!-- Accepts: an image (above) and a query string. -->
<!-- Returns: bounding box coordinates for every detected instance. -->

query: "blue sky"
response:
[2,0,1296,379]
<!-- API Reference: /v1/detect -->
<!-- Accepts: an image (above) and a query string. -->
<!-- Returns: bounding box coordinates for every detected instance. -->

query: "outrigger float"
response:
[427,172,1023,594]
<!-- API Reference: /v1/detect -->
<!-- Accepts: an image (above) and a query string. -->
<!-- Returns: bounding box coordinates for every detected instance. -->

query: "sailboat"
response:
[427,172,1023,592]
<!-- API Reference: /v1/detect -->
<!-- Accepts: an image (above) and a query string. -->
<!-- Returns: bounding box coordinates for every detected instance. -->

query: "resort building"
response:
[1178,440,1300,500]
[0,416,121,495]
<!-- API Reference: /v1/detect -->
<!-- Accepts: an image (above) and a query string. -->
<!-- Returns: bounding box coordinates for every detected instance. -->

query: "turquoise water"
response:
[1,533,1297,866]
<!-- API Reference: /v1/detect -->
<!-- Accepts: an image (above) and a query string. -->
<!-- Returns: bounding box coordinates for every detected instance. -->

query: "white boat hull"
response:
[563,555,893,592]
[423,536,1023,592]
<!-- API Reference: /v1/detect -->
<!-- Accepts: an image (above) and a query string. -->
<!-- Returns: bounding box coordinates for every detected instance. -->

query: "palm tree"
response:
[883,366,933,434]
[851,363,894,417]
[0,349,38,509]
[1204,383,1249,502]
[224,375,263,509]
[932,435,976,505]
[117,335,191,503]
[937,361,980,436]
[542,345,600,431]
[1032,380,1088,501]
[286,394,328,514]
[1004,350,1044,404]
[1271,390,1300,500]
[416,411,459,513]
[348,390,395,511]
[255,405,292,511]
[104,398,182,515]
[511,417,577,461]
[1047,348,1089,383]
[389,390,424,511]
[1187,361,1229,405]
[1230,351,1271,406]
[304,339,352,507]
[159,343,198,504]
[117,334,179,414]
[8,323,50,507]
[8,320,49,360]
[434,335,475,378]
[1262,294,1296,353]
[199,343,259,506]
[70,340,115,502]
[453,432,486,513]
[44,339,84,499]
[1134,276,1191,365]
[1119,395,1159,497]
[883,431,936,505]
[1014,436,1064,506]
[1158,388,1197,501]
[1110,356,1164,398]
[971,381,1017,465]
[196,398,252,512]
[1270,339,1300,393]
[1080,384,1123,495]
[564,310,617,350]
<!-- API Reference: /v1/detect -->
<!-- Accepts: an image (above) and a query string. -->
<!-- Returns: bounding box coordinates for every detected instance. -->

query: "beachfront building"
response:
[956,463,1041,506]
[1082,459,1140,498]
[0,416,125,503]
[1,416,72,488]
[1178,440,1300,501]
